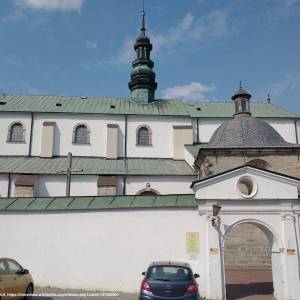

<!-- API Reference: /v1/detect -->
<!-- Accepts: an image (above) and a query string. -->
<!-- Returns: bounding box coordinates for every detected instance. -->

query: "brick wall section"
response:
[202,153,300,179]
[224,224,271,269]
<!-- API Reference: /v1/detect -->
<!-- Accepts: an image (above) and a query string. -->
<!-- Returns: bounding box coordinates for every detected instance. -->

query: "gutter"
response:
[28,112,34,156]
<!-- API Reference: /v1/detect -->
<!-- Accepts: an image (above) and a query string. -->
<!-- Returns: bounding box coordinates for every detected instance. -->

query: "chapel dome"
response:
[207,116,293,148]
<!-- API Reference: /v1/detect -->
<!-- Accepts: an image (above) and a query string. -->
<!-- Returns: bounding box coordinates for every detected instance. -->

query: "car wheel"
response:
[24,284,34,300]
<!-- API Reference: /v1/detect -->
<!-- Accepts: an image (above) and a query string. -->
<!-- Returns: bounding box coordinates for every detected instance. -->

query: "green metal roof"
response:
[0,94,298,118]
[0,195,197,211]
[185,144,207,158]
[0,156,196,176]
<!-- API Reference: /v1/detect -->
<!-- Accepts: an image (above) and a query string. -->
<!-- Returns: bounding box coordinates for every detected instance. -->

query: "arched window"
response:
[73,124,90,144]
[7,122,25,142]
[137,189,159,195]
[136,125,152,145]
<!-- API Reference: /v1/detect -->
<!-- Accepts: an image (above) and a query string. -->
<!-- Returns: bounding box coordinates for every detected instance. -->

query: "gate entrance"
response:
[224,222,274,299]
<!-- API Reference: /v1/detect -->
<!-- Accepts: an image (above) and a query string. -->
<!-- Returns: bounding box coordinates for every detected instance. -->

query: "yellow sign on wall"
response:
[186,232,199,254]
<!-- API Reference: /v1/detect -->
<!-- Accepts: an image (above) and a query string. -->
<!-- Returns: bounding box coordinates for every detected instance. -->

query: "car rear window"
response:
[148,265,192,281]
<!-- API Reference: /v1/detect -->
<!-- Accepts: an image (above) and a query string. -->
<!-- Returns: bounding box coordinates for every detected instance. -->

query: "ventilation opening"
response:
[196,107,201,111]
[110,105,116,109]
[56,103,62,107]
[0,102,6,105]
[81,96,88,99]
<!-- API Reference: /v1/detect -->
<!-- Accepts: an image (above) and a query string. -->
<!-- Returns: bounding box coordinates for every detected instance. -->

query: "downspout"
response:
[294,120,299,144]
[7,173,11,197]
[123,115,128,195]
[197,118,200,144]
[28,112,34,156]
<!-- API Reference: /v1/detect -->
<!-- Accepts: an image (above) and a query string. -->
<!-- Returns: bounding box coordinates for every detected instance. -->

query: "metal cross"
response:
[56,152,83,197]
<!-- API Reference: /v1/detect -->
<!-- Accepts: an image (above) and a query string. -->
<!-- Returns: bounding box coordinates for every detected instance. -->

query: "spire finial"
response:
[141,11,146,31]
[239,81,242,89]
[267,92,271,104]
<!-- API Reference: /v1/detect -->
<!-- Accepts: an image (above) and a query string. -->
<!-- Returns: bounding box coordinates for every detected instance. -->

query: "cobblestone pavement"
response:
[225,269,277,300]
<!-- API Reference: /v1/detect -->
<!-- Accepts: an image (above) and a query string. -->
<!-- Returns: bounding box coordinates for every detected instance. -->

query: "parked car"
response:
[0,258,34,300]
[139,261,200,300]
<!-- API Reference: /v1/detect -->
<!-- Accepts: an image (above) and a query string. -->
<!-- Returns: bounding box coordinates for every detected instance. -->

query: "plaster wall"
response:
[194,171,298,199]
[0,174,8,197]
[0,209,201,293]
[125,176,196,195]
[0,112,31,156]
[31,114,125,157]
[126,115,191,158]
[267,119,297,143]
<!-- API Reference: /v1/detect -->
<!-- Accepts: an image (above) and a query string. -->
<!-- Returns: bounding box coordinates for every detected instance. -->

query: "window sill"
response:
[6,141,26,144]
[136,144,153,147]
[72,142,91,145]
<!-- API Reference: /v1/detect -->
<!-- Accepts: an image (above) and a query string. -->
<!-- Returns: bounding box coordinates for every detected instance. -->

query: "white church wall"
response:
[0,174,9,197]
[31,113,125,157]
[126,176,196,195]
[197,119,227,143]
[266,119,297,143]
[0,112,31,156]
[127,115,191,158]
[37,175,67,197]
[0,209,201,292]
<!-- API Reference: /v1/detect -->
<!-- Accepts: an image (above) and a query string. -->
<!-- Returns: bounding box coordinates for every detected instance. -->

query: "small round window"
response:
[237,176,257,198]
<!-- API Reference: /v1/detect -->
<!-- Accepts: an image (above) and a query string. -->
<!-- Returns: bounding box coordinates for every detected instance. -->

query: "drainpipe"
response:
[197,118,200,144]
[28,112,34,156]
[124,115,128,158]
[7,173,11,197]
[123,176,126,195]
[294,120,299,144]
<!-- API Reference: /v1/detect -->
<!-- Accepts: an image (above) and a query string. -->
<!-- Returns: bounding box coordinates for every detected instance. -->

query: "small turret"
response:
[231,82,252,117]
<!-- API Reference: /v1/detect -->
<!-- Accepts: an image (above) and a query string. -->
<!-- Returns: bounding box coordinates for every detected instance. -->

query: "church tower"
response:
[128,10,157,103]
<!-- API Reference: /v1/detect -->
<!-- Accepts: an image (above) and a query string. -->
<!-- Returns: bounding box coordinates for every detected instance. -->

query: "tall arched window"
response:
[7,122,25,142]
[136,125,152,145]
[73,124,90,144]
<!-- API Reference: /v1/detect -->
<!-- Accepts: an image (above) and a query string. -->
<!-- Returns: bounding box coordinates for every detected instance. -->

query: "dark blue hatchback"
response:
[139,261,200,300]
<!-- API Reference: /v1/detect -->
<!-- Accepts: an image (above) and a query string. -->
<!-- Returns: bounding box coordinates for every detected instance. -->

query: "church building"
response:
[1,10,300,300]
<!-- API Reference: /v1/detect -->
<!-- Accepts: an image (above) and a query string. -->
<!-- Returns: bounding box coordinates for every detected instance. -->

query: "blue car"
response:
[139,261,200,300]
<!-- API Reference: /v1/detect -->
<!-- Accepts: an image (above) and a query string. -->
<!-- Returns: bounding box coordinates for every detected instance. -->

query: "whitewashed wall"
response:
[31,113,125,157]
[127,116,191,158]
[125,176,196,195]
[267,119,297,143]
[0,174,8,197]
[0,209,201,292]
[0,112,31,156]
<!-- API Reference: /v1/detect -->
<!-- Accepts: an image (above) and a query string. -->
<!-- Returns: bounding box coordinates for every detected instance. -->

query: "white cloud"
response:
[86,40,97,49]
[152,10,234,54]
[161,82,216,101]
[16,0,85,11]
[268,73,300,99]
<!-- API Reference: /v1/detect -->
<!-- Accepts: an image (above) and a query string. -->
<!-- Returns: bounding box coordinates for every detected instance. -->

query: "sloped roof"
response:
[0,156,196,176]
[0,195,197,211]
[0,94,298,118]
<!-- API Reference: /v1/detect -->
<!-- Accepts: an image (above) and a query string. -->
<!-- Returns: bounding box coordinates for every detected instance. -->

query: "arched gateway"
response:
[191,165,300,300]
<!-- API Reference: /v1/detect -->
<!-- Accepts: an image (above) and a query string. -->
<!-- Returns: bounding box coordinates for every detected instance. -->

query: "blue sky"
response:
[0,0,300,112]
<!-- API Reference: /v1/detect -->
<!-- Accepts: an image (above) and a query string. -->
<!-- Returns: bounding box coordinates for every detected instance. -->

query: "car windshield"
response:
[148,266,192,281]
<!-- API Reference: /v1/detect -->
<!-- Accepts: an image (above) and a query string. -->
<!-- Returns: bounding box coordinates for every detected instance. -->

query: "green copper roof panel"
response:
[110,196,135,208]
[131,195,156,207]
[6,197,36,210]
[0,195,197,211]
[0,198,17,209]
[89,197,113,209]
[176,195,197,207]
[46,197,74,210]
[27,197,55,210]
[0,94,298,118]
[0,157,196,176]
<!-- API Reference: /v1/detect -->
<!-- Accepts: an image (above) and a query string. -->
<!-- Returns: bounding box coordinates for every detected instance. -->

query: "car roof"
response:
[149,261,191,268]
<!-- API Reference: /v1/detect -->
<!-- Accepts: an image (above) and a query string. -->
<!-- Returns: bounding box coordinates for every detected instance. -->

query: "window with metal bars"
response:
[74,125,89,144]
[137,126,151,145]
[8,123,24,142]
